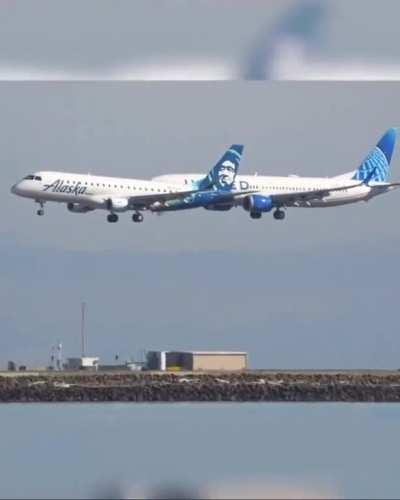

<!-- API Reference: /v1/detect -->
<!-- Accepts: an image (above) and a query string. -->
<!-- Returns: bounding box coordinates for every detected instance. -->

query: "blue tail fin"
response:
[203,145,244,191]
[352,128,397,183]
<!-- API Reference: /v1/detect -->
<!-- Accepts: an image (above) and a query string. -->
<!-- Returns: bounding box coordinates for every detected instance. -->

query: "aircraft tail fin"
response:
[352,129,397,182]
[201,145,244,191]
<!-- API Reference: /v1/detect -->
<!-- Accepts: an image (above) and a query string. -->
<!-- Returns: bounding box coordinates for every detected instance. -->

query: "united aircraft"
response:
[11,129,399,223]
[151,128,400,220]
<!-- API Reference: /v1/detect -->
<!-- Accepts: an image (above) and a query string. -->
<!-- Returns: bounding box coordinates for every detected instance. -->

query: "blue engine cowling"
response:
[243,195,274,213]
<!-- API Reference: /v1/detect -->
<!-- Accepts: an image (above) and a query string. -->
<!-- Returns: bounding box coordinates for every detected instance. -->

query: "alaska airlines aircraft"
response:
[11,129,399,223]
[11,145,249,223]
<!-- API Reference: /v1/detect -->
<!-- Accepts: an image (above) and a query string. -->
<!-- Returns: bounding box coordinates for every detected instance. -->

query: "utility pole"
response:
[81,301,87,358]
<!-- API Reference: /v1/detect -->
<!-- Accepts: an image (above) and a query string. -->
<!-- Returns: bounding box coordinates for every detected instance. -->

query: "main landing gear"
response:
[249,209,286,221]
[107,213,119,223]
[273,209,285,220]
[132,212,144,223]
[107,212,144,223]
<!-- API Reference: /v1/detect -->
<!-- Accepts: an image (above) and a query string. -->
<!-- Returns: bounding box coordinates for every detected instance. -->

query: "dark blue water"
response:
[0,403,399,499]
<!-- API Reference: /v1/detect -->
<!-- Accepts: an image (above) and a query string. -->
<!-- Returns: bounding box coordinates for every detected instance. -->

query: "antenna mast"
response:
[81,302,87,357]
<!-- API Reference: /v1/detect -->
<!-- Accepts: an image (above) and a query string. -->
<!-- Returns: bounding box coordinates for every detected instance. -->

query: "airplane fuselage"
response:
[152,173,383,209]
[12,171,186,207]
[11,129,399,223]
[12,170,388,214]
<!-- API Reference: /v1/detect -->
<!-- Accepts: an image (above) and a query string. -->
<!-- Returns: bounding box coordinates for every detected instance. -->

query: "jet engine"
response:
[243,195,274,213]
[67,203,93,213]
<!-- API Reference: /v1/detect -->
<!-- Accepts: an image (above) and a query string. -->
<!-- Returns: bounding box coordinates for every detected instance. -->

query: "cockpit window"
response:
[24,175,42,181]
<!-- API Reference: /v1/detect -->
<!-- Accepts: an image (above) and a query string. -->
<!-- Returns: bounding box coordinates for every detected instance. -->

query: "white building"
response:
[65,357,99,371]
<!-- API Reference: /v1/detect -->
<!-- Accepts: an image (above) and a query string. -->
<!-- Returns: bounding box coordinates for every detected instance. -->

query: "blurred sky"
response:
[1,0,400,79]
[2,82,400,368]
[1,404,400,499]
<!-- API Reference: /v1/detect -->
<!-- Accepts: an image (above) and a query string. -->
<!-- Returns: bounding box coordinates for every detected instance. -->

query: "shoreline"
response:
[1,370,400,403]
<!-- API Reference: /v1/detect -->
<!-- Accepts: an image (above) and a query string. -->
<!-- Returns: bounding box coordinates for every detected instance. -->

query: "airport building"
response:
[146,351,247,372]
[65,357,99,371]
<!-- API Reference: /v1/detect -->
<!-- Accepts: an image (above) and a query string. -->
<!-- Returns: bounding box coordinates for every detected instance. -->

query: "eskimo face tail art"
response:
[208,145,243,191]
[11,129,400,224]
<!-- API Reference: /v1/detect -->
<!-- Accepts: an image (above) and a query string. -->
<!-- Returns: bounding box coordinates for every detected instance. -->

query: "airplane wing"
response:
[88,189,199,209]
[127,190,198,208]
[251,182,369,207]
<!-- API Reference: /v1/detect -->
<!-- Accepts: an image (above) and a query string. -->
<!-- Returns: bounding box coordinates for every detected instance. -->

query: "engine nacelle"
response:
[106,198,129,213]
[67,203,93,213]
[243,195,274,213]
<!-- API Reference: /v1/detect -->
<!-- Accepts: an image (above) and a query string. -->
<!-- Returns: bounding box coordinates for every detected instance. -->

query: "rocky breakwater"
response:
[1,371,400,403]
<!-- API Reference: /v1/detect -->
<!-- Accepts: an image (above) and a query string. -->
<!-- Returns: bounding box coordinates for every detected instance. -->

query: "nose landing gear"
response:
[36,201,45,216]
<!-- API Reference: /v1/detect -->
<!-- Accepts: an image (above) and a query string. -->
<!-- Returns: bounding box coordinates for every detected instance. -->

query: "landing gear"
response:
[273,209,285,220]
[132,212,144,223]
[250,212,262,220]
[107,213,119,223]
[36,200,45,216]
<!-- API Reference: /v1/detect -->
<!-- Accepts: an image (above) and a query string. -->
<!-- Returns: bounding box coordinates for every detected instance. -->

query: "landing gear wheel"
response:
[132,213,144,223]
[273,209,285,220]
[107,213,119,223]
[35,200,45,216]
[250,212,262,220]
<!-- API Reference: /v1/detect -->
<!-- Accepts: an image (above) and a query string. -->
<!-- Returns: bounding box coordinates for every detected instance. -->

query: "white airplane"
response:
[11,145,250,223]
[11,129,400,223]
[152,128,400,220]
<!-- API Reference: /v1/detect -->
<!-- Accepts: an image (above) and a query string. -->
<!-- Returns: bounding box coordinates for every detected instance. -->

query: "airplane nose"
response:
[11,184,19,195]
